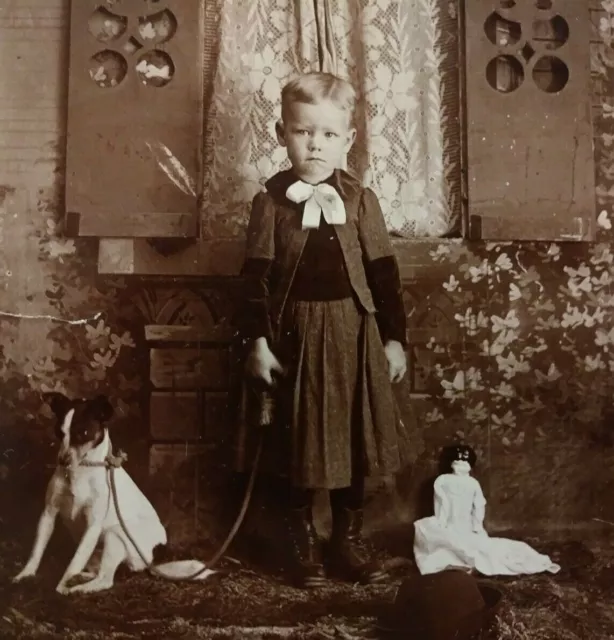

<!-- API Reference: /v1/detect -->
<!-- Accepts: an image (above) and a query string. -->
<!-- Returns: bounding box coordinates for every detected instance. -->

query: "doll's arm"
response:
[471,480,487,534]
[240,192,276,344]
[358,189,407,346]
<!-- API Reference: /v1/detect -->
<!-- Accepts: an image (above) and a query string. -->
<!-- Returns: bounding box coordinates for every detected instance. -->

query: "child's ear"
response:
[343,128,356,153]
[275,119,287,147]
[42,392,71,420]
[90,394,114,423]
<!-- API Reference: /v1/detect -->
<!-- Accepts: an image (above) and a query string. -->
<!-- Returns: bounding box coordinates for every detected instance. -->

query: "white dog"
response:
[13,392,216,594]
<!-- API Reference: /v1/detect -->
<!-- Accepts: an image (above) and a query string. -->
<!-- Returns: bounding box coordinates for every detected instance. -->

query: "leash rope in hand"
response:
[81,435,264,582]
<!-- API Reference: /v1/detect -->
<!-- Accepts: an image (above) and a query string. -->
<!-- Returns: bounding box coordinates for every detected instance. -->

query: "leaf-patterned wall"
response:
[394,0,614,530]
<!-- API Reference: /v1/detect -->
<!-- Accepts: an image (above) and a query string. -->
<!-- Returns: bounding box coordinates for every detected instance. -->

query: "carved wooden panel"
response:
[149,348,229,389]
[202,391,232,444]
[143,292,236,443]
[464,0,595,241]
[150,391,200,440]
[143,286,239,541]
[65,0,204,237]
[149,443,212,543]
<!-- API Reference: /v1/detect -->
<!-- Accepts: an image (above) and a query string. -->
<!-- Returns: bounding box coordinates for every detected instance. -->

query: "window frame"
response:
[96,0,599,276]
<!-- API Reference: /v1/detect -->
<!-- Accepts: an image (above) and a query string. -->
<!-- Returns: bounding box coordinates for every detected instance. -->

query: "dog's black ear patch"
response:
[90,394,113,423]
[42,392,72,419]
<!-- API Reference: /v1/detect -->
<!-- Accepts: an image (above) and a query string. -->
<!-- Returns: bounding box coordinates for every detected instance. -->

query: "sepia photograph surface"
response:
[0,1,612,639]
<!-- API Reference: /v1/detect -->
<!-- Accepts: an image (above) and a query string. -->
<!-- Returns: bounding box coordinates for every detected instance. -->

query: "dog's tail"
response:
[153,559,216,581]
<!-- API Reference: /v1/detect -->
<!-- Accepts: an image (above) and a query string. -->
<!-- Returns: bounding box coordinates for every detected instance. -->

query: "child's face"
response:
[277,99,356,184]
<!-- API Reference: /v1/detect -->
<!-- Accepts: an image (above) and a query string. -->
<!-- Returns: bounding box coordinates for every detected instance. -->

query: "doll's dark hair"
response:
[439,443,477,473]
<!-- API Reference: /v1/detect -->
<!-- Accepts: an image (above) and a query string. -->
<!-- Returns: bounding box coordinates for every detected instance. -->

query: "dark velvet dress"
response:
[236,170,413,490]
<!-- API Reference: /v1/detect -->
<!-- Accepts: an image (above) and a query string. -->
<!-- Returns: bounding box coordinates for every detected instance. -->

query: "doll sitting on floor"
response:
[413,444,561,577]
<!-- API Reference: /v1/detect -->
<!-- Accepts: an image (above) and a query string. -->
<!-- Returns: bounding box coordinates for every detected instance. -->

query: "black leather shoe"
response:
[285,507,327,588]
[327,508,389,584]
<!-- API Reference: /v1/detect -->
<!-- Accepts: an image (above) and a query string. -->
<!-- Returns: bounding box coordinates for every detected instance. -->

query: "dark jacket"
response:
[240,168,407,345]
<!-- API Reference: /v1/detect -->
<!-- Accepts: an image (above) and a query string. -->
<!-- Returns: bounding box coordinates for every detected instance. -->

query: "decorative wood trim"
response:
[470,209,592,242]
[98,237,458,278]
[98,239,135,274]
[149,348,229,389]
[98,238,246,275]
[66,211,197,238]
[145,324,235,344]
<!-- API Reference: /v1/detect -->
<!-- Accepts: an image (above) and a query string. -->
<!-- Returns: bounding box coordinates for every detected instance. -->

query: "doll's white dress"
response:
[413,472,561,576]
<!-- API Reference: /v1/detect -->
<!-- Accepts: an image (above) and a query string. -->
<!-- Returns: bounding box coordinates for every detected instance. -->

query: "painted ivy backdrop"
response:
[1,0,614,533]
[0,178,143,498]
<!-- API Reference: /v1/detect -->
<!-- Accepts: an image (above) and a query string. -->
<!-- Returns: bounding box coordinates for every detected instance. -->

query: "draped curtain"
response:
[201,0,454,239]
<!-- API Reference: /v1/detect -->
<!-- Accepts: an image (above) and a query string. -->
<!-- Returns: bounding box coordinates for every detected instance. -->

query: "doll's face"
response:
[451,459,471,475]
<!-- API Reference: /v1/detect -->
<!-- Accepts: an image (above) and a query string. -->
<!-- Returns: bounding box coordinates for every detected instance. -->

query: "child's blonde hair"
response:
[281,72,356,125]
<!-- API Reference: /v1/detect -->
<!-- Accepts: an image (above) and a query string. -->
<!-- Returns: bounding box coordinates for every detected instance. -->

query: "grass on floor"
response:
[0,523,612,640]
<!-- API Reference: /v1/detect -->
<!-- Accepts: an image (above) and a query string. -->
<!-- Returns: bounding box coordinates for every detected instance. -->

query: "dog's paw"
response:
[78,570,97,581]
[12,569,35,583]
[55,583,70,595]
[64,579,111,594]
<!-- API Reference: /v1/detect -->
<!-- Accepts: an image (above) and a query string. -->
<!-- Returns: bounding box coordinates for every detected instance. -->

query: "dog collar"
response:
[57,450,128,470]
[80,452,127,469]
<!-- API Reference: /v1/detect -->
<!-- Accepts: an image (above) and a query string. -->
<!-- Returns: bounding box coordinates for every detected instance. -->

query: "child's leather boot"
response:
[327,508,389,584]
[285,507,327,588]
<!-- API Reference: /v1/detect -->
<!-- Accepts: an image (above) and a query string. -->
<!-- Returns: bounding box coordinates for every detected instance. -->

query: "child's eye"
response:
[325,132,337,138]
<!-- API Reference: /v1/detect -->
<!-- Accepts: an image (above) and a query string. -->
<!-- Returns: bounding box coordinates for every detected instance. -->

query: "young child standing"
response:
[236,72,411,588]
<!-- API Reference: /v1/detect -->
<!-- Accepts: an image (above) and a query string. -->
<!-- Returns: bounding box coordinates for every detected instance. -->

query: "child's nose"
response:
[308,135,322,150]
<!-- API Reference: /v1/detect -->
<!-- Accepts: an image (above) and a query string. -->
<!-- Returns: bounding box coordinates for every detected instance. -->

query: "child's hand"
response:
[246,337,284,386]
[384,340,406,383]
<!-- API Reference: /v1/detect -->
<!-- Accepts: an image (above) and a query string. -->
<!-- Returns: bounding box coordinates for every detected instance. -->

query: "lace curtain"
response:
[201,0,454,239]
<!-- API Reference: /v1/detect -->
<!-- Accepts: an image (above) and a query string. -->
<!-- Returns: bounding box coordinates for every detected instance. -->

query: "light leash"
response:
[74,433,264,582]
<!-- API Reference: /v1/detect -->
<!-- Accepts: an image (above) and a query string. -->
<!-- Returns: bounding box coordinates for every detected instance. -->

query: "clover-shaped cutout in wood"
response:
[483,2,570,94]
[87,3,178,88]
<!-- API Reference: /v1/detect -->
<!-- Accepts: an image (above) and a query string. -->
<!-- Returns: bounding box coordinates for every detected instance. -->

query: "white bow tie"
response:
[285,180,347,229]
